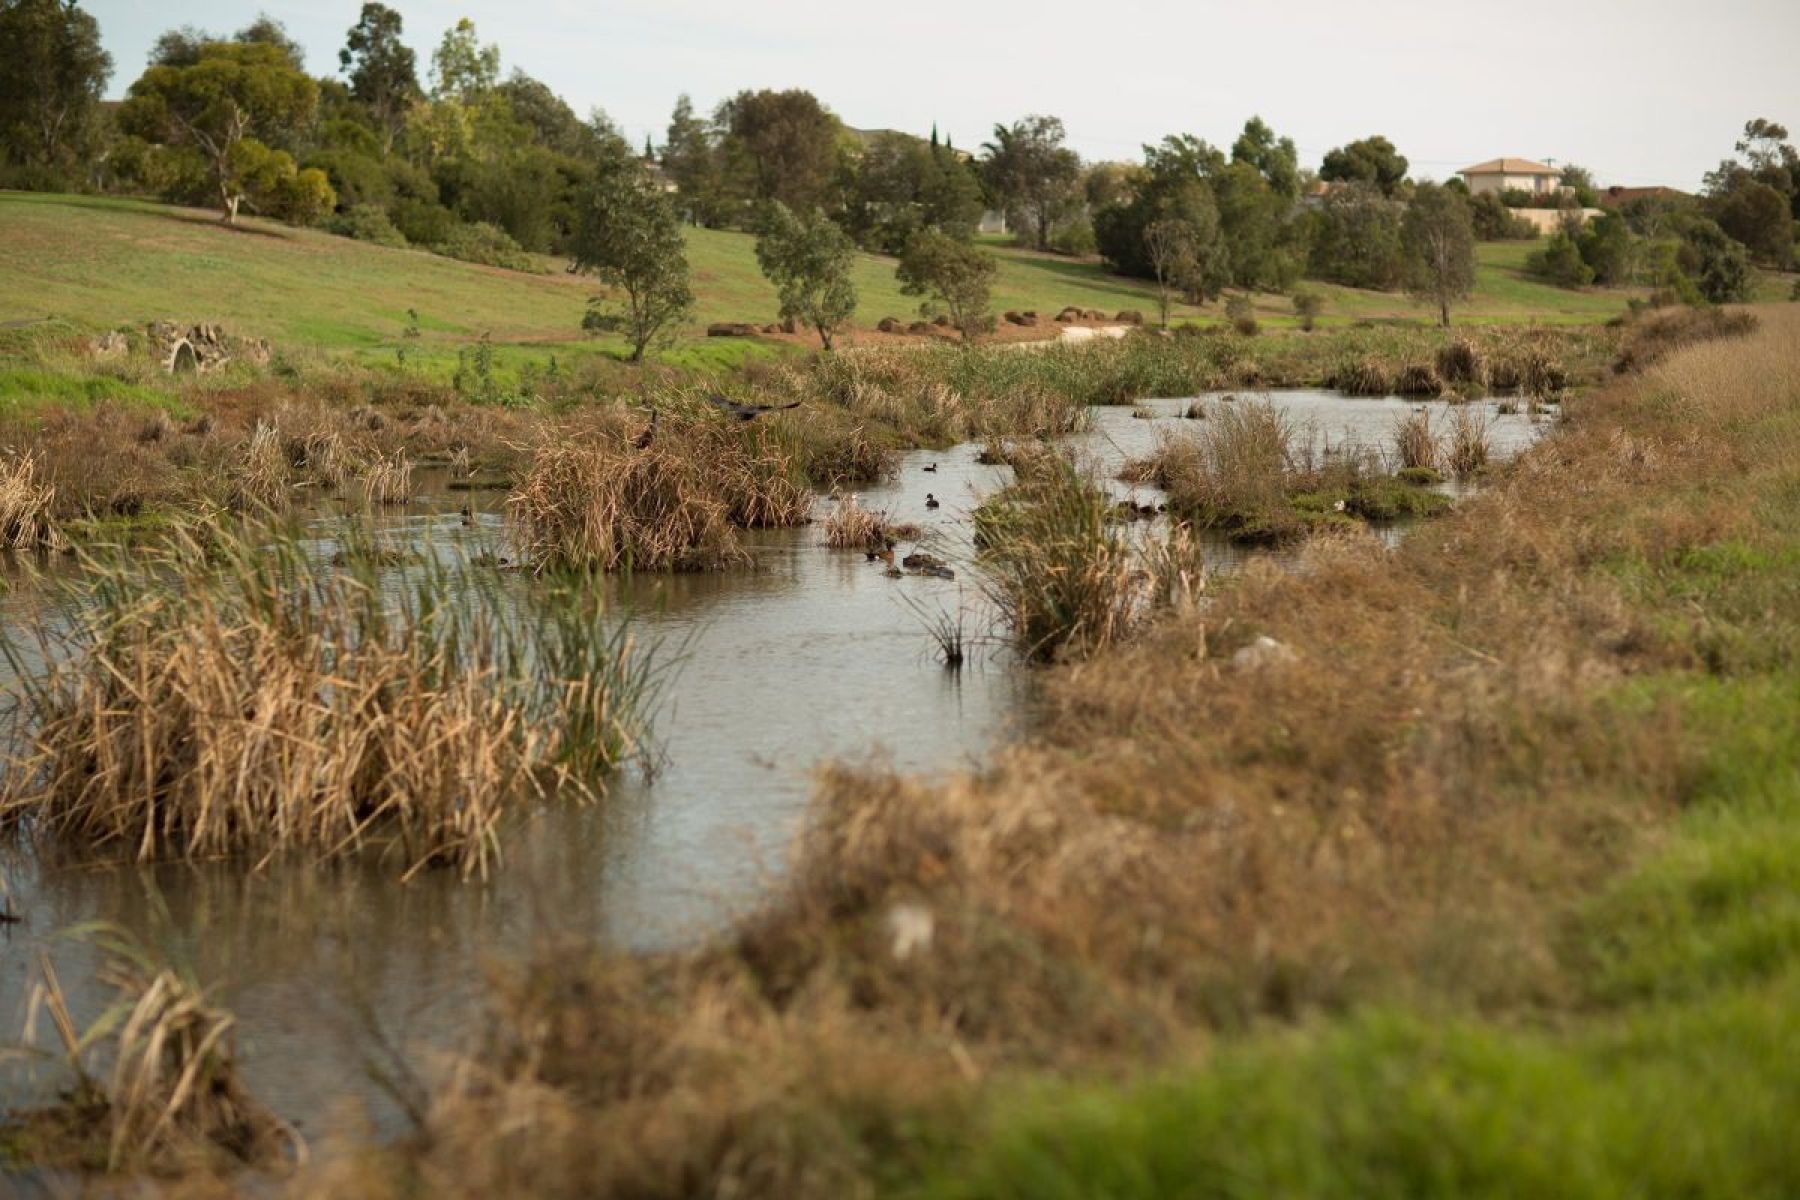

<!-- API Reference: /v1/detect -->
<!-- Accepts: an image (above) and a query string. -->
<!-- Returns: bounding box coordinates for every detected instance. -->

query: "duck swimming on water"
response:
[924,493,940,510]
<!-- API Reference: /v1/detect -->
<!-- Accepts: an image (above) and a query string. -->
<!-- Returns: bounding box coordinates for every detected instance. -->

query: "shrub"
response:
[1291,289,1325,331]
[1446,406,1492,476]
[326,203,409,248]
[1526,232,1595,287]
[1392,409,1439,471]
[432,221,538,272]
[1225,294,1259,336]
[1435,339,1485,388]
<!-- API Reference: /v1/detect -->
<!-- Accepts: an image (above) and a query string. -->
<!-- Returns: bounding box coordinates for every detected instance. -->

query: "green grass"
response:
[2,193,1651,377]
[0,366,179,414]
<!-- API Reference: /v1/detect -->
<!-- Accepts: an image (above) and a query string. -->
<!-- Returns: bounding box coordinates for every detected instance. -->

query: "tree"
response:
[896,228,996,343]
[1143,218,1199,327]
[663,94,726,226]
[1306,181,1405,289]
[1471,190,1533,240]
[1577,210,1633,284]
[981,115,1081,251]
[1401,183,1475,326]
[1231,116,1300,199]
[1319,135,1409,197]
[1710,178,1793,266]
[754,203,857,349]
[569,156,693,362]
[430,18,498,103]
[121,41,319,222]
[0,0,112,172]
[715,89,841,215]
[1672,214,1752,303]
[340,3,418,151]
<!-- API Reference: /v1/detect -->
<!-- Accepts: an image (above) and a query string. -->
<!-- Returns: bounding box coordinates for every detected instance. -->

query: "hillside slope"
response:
[1,192,1638,373]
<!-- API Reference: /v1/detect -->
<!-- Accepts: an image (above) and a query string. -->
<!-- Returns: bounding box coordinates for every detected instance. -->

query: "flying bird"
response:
[705,393,802,421]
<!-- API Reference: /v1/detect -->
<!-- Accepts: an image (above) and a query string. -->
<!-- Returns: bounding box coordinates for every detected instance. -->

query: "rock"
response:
[1085,308,1107,320]
[1231,635,1295,670]
[1004,310,1031,326]
[780,316,799,334]
[706,322,758,337]
[1115,310,1144,325]
[762,323,782,334]
[1055,306,1083,323]
[1022,310,1038,320]
[884,902,935,960]
[931,315,951,328]
[878,317,906,333]
[908,320,934,334]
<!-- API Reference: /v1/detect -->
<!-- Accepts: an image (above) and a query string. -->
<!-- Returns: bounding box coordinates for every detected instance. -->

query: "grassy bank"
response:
[1,193,1646,379]
[236,307,1799,1198]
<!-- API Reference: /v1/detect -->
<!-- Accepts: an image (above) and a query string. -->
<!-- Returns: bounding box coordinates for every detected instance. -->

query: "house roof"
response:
[1459,157,1558,177]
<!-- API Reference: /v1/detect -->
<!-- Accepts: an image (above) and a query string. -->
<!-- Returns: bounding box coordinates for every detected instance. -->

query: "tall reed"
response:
[0,521,661,878]
[1392,409,1441,472]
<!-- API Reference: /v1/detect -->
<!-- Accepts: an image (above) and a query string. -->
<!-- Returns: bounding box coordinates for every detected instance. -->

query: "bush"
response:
[390,197,460,247]
[1225,294,1259,336]
[1291,289,1324,331]
[432,221,539,272]
[1471,191,1537,240]
[1050,219,1097,256]
[326,203,409,248]
[1526,232,1595,287]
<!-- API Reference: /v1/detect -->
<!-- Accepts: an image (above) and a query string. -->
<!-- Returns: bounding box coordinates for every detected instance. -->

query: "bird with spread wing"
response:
[705,393,802,421]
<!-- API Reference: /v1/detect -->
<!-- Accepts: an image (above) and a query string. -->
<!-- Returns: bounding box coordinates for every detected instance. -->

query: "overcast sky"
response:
[86,0,1799,189]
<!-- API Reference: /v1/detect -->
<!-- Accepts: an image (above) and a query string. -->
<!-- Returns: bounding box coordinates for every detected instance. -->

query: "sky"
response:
[84,0,1800,190]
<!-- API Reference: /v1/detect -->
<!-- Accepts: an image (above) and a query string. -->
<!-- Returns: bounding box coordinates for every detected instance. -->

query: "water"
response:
[0,389,1549,1137]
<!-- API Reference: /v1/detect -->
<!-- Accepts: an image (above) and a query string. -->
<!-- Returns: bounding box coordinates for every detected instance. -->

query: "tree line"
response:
[1,0,1792,347]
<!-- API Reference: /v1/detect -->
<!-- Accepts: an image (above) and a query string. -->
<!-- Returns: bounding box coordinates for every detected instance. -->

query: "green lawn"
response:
[1,192,1651,376]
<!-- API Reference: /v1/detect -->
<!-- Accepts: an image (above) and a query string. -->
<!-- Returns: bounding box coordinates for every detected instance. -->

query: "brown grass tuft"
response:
[0,452,63,549]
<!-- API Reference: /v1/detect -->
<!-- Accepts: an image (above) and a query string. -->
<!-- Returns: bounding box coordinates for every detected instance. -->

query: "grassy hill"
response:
[1,191,1646,378]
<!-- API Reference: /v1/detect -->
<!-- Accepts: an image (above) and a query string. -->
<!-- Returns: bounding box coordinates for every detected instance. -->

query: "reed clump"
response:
[822,494,889,550]
[1447,406,1493,476]
[508,418,814,572]
[1392,409,1441,472]
[975,459,1162,661]
[0,451,63,549]
[0,523,658,878]
[229,422,289,511]
[1435,338,1486,388]
[359,451,414,506]
[18,926,299,1172]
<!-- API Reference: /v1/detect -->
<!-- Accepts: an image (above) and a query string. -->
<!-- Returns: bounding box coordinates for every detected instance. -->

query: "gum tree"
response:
[754,203,857,349]
[120,40,318,223]
[1401,182,1476,326]
[571,156,694,362]
[896,228,996,343]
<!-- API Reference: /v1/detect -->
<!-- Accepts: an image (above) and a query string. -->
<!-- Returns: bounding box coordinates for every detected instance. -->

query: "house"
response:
[1598,185,1691,210]
[1458,157,1560,197]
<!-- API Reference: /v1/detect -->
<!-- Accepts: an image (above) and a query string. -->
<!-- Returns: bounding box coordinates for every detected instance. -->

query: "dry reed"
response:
[0,452,62,549]
[1392,409,1441,472]
[22,925,300,1171]
[1447,407,1492,476]
[0,522,659,878]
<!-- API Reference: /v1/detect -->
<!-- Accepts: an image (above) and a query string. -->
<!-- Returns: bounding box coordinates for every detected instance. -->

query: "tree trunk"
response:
[1439,294,1450,327]
[222,190,240,225]
[819,325,833,351]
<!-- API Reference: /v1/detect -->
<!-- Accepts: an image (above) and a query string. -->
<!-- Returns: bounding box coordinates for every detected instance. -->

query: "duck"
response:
[459,504,474,527]
[924,493,940,510]
[922,462,938,473]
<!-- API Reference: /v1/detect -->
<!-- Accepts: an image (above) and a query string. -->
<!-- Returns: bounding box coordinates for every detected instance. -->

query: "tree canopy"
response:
[981,114,1082,252]
[755,203,858,349]
[1319,135,1409,197]
[570,155,694,361]
[0,0,112,173]
[1401,183,1475,326]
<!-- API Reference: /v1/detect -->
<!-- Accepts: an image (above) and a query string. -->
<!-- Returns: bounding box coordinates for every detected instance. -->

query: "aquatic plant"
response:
[1392,408,1441,472]
[0,521,660,878]
[359,450,414,505]
[822,494,888,550]
[1447,406,1493,476]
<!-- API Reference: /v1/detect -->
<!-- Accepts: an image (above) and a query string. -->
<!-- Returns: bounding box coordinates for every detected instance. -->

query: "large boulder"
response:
[877,316,906,333]
[1115,310,1145,325]
[706,322,759,338]
[1055,306,1083,323]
